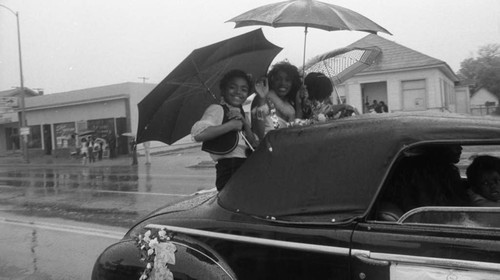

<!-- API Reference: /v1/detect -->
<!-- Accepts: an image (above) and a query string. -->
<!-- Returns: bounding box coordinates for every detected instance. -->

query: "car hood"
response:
[148,191,217,216]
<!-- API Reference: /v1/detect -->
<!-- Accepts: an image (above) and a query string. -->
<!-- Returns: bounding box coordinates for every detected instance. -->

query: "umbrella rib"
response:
[190,57,218,101]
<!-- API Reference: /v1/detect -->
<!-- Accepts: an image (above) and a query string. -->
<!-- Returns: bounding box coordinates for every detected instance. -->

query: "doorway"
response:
[43,124,52,155]
[361,81,388,113]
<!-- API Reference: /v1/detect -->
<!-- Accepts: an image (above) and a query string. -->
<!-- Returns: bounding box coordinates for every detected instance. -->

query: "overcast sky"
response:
[1,0,499,94]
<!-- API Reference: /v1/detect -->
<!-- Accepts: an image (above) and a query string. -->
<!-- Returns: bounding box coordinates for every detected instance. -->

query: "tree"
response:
[457,44,500,98]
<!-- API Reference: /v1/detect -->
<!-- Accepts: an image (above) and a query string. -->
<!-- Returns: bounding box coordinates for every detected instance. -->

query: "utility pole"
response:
[1,4,29,163]
[138,77,149,83]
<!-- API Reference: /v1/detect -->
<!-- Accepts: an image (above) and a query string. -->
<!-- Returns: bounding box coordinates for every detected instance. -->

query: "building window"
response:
[28,125,42,149]
[54,122,76,149]
[402,79,426,111]
[87,118,115,140]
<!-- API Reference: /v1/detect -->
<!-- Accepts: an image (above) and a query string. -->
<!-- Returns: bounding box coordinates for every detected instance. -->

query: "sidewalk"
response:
[0,142,203,167]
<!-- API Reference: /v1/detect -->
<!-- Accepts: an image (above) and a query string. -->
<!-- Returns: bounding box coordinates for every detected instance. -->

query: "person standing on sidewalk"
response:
[88,136,95,163]
[80,138,89,165]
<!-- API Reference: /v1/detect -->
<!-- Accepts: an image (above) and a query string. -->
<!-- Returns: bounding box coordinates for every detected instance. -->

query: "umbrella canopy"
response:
[227,0,391,71]
[136,29,282,145]
[304,47,381,86]
[304,46,381,103]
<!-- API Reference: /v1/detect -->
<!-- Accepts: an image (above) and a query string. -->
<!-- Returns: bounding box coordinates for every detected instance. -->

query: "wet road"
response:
[0,147,215,227]
[0,147,215,279]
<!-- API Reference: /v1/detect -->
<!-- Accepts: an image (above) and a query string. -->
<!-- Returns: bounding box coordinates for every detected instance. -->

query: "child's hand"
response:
[254,77,269,98]
[296,85,308,105]
[227,110,243,120]
[226,118,244,131]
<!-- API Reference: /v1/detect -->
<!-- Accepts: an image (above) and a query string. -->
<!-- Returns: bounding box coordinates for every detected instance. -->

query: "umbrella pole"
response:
[333,85,343,104]
[239,131,255,152]
[302,26,308,76]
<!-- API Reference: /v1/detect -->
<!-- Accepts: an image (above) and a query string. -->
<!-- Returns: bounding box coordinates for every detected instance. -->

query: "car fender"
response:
[92,234,236,280]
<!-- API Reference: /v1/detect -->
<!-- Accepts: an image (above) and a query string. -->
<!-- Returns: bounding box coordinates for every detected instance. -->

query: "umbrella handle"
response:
[239,131,255,152]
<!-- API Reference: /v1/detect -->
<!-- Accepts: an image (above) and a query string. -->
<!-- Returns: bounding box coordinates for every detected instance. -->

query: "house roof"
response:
[0,88,40,98]
[24,82,156,110]
[346,34,458,81]
[472,87,499,99]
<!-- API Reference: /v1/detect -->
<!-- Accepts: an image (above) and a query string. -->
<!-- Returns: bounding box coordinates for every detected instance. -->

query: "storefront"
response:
[0,82,156,157]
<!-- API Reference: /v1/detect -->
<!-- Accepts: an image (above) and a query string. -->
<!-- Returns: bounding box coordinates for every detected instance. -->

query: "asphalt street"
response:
[0,144,216,279]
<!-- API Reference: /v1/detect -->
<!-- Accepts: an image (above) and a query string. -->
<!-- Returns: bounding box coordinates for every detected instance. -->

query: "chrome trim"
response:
[146,224,350,256]
[148,225,500,272]
[170,241,235,280]
[354,253,389,266]
[399,206,500,224]
[352,249,500,272]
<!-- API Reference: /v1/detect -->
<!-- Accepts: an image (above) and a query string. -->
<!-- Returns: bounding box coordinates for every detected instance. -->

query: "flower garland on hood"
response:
[136,228,177,280]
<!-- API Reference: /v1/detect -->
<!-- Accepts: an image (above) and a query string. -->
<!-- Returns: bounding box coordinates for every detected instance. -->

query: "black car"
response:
[92,113,500,280]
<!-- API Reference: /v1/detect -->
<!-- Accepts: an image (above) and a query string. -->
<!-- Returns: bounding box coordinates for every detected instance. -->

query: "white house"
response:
[470,87,498,116]
[333,35,470,115]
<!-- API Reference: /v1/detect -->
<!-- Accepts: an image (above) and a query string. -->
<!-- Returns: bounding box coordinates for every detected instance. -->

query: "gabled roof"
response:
[25,82,156,110]
[345,34,458,81]
[472,86,499,99]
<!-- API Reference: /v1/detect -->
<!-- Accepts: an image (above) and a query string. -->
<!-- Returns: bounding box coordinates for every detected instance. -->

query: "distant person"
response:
[108,133,117,159]
[143,141,151,165]
[466,155,500,206]
[93,140,102,161]
[370,100,379,113]
[374,100,384,113]
[191,69,257,191]
[80,138,88,165]
[88,137,95,163]
[379,101,388,113]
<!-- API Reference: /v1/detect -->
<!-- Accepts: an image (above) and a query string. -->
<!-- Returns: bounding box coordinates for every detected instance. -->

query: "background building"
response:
[0,82,155,157]
[470,87,499,116]
[334,35,470,114]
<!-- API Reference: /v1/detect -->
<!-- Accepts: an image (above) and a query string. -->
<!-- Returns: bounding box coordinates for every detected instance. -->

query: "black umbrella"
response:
[136,29,282,145]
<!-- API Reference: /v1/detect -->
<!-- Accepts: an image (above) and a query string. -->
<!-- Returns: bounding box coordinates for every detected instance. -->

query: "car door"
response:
[350,207,500,280]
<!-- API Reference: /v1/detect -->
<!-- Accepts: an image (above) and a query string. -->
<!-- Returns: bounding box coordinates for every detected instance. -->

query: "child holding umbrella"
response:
[191,69,258,191]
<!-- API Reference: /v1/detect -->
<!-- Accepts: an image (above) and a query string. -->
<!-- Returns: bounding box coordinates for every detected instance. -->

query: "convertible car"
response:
[92,112,500,280]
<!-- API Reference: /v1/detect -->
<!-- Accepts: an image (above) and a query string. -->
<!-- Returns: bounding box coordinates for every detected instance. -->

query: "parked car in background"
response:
[92,112,500,280]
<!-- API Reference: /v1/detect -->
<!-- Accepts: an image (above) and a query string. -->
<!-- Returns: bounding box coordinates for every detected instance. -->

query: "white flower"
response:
[149,237,159,247]
[147,248,154,256]
[146,263,152,269]
[158,229,167,238]
[139,273,148,280]
[144,230,151,238]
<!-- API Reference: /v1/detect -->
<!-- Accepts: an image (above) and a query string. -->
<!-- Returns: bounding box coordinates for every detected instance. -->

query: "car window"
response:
[374,143,500,227]
[398,207,500,229]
